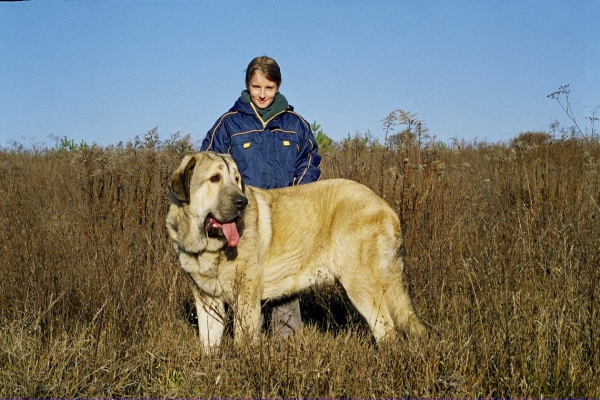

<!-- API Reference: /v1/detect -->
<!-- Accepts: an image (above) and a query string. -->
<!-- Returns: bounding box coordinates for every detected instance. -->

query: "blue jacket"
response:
[200,97,322,189]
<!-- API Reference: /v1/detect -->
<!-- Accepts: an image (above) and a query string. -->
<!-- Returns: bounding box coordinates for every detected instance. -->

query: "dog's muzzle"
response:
[204,194,247,248]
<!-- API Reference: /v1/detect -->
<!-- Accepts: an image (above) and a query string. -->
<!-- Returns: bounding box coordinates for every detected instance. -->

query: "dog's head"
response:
[168,151,247,250]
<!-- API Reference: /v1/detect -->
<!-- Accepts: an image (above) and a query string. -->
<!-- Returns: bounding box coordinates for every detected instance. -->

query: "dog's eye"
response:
[210,174,220,183]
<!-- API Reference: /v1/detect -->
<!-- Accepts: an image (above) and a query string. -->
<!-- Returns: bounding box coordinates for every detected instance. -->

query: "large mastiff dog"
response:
[166,151,425,348]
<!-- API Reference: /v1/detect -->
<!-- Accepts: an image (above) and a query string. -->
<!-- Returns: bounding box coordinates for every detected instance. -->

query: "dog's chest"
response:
[179,252,225,298]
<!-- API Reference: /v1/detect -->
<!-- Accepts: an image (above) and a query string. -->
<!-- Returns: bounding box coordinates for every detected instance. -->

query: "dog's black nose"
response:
[234,195,248,210]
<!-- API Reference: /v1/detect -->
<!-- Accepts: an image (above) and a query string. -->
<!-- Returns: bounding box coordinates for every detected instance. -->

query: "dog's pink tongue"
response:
[222,222,240,247]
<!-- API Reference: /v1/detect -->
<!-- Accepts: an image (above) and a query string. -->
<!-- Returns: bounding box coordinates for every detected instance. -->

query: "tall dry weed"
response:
[0,137,599,397]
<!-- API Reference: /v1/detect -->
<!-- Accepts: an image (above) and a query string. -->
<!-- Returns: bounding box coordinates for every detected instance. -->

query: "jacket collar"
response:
[230,93,293,127]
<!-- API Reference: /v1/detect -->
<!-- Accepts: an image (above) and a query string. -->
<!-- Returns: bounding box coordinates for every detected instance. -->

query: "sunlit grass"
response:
[1,134,599,397]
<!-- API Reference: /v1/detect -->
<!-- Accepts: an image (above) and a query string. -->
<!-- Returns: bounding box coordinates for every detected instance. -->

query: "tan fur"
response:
[166,151,426,348]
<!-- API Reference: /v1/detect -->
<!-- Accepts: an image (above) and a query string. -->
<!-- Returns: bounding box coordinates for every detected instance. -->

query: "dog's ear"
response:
[170,155,196,203]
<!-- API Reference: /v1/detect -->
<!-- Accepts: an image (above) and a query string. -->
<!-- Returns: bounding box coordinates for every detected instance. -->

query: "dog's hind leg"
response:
[339,275,397,342]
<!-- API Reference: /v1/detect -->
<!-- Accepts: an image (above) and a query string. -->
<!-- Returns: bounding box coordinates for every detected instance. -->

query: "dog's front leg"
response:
[232,289,262,347]
[191,286,225,350]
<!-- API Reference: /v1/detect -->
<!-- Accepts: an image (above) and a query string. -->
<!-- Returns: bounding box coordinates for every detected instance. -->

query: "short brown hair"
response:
[245,56,282,88]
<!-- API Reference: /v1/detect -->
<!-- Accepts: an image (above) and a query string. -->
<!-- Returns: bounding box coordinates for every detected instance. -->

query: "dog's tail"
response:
[385,251,427,338]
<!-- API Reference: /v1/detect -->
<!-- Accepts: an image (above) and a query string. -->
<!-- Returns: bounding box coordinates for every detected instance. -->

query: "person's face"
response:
[247,71,279,109]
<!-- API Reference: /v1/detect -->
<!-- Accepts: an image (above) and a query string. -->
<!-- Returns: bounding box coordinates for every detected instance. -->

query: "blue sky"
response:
[1,1,598,149]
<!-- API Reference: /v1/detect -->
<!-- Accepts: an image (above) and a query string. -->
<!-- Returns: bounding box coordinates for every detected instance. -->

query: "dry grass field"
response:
[1,133,599,398]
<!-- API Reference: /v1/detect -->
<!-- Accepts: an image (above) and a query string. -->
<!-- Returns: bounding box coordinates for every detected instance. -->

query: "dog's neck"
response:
[176,239,237,263]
